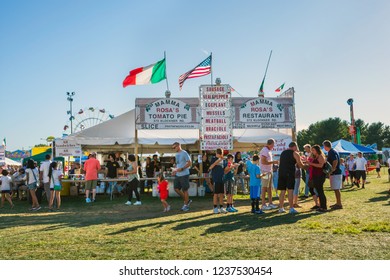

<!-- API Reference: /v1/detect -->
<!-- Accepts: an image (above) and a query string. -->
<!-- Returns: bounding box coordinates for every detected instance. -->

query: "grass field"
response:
[1,173,389,260]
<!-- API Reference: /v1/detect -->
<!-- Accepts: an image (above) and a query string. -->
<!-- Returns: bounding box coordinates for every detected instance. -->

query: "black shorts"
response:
[277,174,295,190]
[225,180,234,194]
[355,170,366,181]
[214,182,224,194]
[1,190,11,194]
[349,170,355,179]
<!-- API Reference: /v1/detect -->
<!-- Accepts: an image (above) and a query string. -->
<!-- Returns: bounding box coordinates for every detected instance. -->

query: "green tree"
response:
[297,117,349,149]
[363,122,389,150]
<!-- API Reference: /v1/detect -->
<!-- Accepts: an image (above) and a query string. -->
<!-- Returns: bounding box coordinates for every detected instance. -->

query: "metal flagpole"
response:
[210,52,213,86]
[164,51,170,91]
[259,50,273,95]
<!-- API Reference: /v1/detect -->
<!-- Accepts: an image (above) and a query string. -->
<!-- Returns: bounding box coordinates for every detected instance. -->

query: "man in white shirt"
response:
[260,139,279,210]
[39,154,52,203]
[355,152,367,189]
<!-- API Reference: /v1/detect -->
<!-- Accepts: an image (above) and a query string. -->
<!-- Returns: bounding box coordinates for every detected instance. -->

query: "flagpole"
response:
[164,51,170,91]
[259,50,273,95]
[210,52,213,86]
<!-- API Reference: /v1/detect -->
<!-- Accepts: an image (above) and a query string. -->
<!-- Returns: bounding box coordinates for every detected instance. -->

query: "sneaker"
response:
[125,201,132,206]
[86,198,91,203]
[289,208,298,214]
[278,208,286,213]
[133,201,142,206]
[262,205,272,210]
[254,210,264,214]
[182,205,190,212]
[181,205,187,211]
[220,207,227,214]
[213,207,220,214]
[331,204,343,210]
[231,206,238,212]
[166,205,171,212]
[226,206,234,213]
[163,208,167,212]
[187,199,193,206]
[269,203,278,209]
[33,206,42,211]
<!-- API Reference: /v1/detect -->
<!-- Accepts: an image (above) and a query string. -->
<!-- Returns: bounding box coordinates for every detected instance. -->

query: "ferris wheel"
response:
[63,107,114,134]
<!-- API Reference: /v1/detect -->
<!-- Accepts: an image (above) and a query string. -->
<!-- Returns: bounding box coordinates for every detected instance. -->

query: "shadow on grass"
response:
[107,205,317,236]
[365,190,390,206]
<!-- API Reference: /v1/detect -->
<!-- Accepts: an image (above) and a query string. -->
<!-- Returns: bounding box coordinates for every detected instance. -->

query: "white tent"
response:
[65,109,292,153]
[5,157,22,166]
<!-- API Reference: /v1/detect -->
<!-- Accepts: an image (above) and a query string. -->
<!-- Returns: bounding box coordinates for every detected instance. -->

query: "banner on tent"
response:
[0,146,5,166]
[136,98,199,129]
[200,85,233,151]
[232,97,295,129]
[55,140,82,157]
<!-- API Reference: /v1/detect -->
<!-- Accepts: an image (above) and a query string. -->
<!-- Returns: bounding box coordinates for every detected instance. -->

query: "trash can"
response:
[61,182,70,196]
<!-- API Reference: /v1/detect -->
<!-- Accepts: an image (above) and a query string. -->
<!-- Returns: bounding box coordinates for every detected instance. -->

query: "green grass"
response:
[1,174,389,260]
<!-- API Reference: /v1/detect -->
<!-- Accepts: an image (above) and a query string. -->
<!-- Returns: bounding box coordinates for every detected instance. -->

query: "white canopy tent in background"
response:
[64,109,292,154]
[5,157,22,166]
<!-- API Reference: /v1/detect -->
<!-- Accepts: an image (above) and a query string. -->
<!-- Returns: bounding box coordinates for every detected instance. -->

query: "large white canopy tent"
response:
[64,109,292,154]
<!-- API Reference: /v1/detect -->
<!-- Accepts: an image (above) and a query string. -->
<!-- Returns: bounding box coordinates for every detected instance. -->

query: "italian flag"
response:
[275,83,285,93]
[123,58,166,87]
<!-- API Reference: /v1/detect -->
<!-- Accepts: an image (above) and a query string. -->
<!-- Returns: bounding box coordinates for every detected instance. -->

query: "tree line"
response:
[297,118,390,150]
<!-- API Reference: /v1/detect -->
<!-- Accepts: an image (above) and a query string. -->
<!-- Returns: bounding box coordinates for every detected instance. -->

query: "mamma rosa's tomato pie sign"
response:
[136,98,199,129]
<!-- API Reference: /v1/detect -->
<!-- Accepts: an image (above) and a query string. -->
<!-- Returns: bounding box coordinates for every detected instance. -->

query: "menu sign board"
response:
[55,139,82,157]
[200,85,233,150]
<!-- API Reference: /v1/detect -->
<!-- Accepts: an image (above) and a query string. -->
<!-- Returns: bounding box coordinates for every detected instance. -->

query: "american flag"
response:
[178,55,212,90]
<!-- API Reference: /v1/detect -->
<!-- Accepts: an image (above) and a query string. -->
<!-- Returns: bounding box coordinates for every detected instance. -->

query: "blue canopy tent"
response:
[331,139,377,155]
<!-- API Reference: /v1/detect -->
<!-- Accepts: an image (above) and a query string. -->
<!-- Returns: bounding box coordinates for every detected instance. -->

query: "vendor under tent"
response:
[331,139,377,155]
[63,108,293,154]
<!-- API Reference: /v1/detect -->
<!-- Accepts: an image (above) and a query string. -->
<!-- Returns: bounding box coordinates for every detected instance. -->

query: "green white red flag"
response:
[275,83,285,93]
[123,58,166,87]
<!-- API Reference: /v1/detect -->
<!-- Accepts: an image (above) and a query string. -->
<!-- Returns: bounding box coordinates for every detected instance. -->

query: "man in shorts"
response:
[83,152,101,203]
[209,148,227,214]
[354,152,368,189]
[277,142,308,214]
[260,138,279,210]
[323,140,343,209]
[172,142,192,211]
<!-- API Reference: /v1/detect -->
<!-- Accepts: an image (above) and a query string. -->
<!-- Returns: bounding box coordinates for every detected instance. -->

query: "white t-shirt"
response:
[260,146,273,173]
[40,160,52,183]
[26,168,39,185]
[346,158,356,171]
[50,169,63,189]
[355,157,367,171]
[0,176,12,191]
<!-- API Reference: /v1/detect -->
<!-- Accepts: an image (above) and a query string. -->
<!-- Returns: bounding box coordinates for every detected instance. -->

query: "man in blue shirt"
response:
[172,142,192,211]
[209,148,227,214]
[323,140,343,210]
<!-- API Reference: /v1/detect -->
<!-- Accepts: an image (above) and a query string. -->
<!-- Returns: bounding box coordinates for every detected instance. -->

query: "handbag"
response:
[31,169,40,187]
[323,161,333,175]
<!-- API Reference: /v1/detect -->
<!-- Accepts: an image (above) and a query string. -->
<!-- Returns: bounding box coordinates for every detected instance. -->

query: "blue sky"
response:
[1,0,389,151]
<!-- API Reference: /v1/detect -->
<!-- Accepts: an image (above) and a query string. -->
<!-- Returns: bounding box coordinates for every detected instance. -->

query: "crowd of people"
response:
[1,139,389,213]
